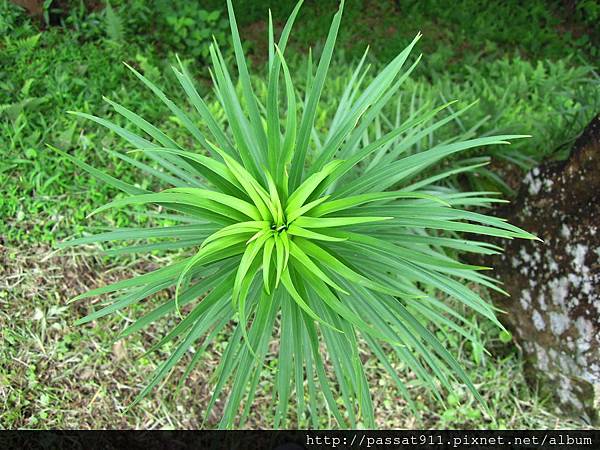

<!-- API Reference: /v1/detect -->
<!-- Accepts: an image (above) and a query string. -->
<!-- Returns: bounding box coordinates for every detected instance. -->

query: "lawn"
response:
[1,0,598,429]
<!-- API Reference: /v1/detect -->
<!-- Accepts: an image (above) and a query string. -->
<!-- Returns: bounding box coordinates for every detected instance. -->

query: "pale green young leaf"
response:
[289,0,345,188]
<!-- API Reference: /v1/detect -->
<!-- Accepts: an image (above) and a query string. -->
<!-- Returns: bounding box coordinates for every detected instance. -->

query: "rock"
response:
[483,114,600,423]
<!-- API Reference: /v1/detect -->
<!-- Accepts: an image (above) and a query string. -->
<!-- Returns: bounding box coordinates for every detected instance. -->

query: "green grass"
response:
[2,1,598,246]
[0,0,598,429]
[0,246,591,429]
[202,0,599,73]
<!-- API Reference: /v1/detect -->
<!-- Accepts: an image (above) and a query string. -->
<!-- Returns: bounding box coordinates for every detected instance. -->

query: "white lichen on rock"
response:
[571,243,589,272]
[524,170,543,195]
[532,309,546,331]
[520,289,532,310]
[549,276,569,307]
[557,376,583,410]
[549,312,569,336]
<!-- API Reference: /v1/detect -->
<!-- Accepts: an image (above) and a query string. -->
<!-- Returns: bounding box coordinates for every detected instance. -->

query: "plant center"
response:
[270,221,289,234]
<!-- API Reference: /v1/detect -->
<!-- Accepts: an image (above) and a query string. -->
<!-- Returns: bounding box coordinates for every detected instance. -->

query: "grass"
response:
[0,244,591,429]
[206,0,599,73]
[0,0,598,429]
[2,1,598,247]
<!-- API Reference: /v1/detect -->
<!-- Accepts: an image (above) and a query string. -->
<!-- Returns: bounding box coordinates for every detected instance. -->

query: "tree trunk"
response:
[480,114,600,424]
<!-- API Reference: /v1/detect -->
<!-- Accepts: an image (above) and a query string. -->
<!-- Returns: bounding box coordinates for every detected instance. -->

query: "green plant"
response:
[0,0,30,37]
[104,2,124,43]
[3,246,591,430]
[156,2,229,60]
[200,0,598,75]
[57,0,536,428]
[305,56,600,195]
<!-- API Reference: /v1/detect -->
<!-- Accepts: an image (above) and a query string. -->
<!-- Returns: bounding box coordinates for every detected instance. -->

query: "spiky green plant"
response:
[55,0,536,428]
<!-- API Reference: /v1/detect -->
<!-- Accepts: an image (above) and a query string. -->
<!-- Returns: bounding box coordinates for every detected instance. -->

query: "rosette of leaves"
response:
[55,0,535,428]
